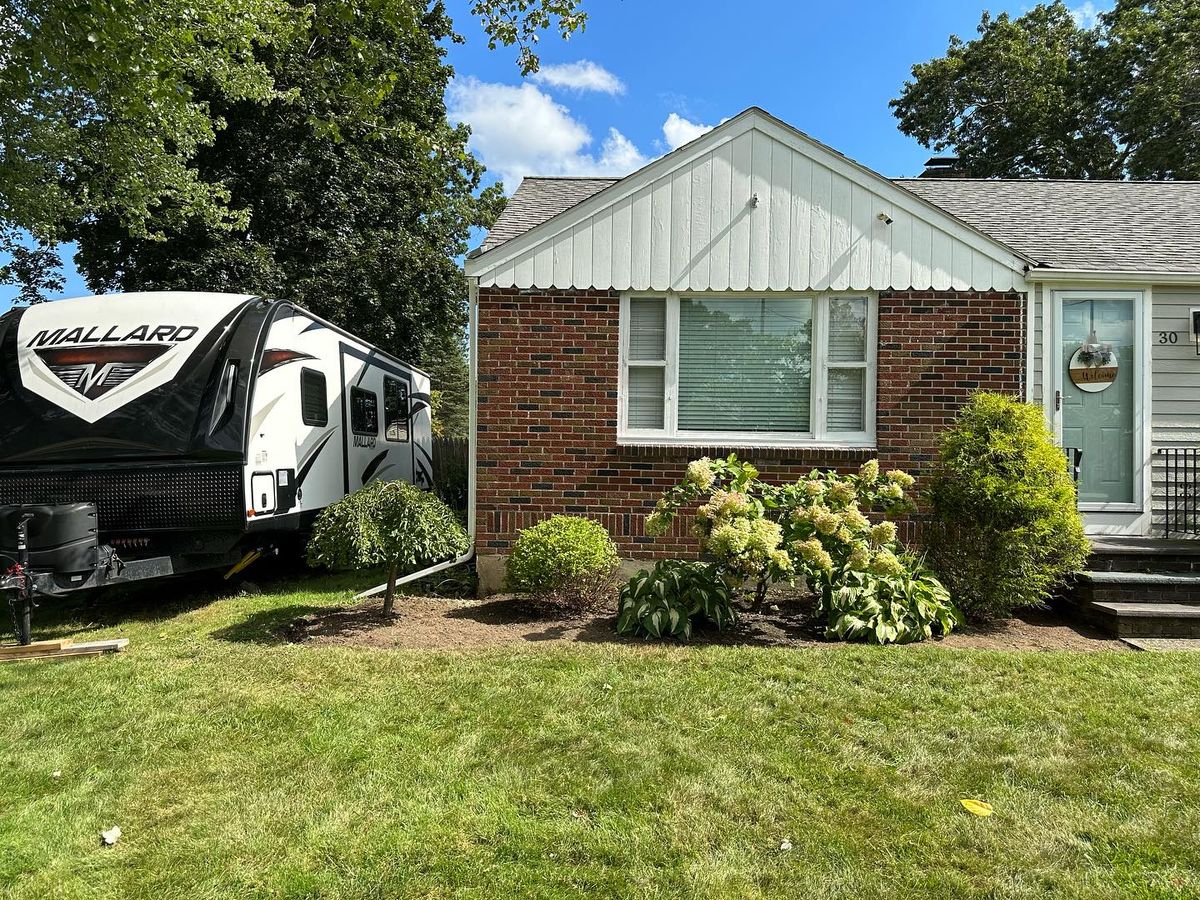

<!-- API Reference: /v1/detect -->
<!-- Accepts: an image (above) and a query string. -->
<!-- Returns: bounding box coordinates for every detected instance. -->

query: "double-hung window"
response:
[619,294,875,446]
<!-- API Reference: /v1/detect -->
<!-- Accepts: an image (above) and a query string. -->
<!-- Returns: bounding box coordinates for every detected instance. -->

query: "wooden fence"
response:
[432,436,469,514]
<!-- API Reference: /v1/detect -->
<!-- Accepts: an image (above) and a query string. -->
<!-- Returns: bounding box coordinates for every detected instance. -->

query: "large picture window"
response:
[620,294,875,445]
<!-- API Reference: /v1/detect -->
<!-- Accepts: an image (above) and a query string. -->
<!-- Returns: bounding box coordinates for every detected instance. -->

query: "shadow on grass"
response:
[209,604,331,645]
[10,572,246,644]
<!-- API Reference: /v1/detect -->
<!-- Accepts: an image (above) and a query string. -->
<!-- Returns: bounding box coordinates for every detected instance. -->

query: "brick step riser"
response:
[1075,584,1200,606]
[1088,555,1200,574]
[1085,611,1200,639]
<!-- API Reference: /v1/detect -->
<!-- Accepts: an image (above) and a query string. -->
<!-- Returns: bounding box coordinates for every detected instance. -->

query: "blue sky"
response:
[2,0,1105,311]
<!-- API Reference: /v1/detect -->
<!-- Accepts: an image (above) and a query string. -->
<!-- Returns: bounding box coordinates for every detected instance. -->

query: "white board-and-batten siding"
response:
[468,112,1029,295]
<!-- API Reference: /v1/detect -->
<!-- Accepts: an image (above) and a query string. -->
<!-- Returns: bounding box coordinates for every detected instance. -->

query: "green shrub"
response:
[616,560,736,641]
[825,562,961,644]
[505,515,619,612]
[926,392,1089,621]
[307,480,468,614]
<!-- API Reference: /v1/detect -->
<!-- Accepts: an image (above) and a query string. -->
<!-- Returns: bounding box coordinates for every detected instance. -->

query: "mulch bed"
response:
[284,594,1126,652]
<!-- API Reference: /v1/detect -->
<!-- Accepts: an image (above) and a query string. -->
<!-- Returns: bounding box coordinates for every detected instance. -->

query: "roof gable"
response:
[466,107,1030,293]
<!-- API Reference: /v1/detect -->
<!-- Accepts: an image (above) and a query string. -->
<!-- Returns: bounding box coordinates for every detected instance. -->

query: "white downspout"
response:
[354,277,479,599]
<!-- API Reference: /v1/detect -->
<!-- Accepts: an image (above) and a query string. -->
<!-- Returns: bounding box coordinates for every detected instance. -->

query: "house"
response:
[463,107,1200,603]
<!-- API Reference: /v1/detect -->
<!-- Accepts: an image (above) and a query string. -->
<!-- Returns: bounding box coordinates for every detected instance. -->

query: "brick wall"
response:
[475,287,1024,561]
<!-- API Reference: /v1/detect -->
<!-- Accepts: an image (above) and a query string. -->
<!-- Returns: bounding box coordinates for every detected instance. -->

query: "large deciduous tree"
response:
[75,2,503,377]
[1,0,586,433]
[0,0,585,298]
[891,0,1200,179]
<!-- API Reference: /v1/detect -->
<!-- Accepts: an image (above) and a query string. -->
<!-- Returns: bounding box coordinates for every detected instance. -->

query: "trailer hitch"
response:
[2,515,36,645]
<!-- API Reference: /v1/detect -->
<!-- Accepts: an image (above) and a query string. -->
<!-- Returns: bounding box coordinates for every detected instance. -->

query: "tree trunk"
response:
[752,575,770,611]
[382,562,398,616]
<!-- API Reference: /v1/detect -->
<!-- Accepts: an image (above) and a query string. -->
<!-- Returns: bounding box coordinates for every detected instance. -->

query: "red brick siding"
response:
[475,287,1024,556]
[876,290,1025,474]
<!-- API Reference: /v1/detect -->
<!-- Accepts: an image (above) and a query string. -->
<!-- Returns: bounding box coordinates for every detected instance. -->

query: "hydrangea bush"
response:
[644,454,961,644]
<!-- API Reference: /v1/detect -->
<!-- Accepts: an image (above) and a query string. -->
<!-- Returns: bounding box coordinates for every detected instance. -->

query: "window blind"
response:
[825,297,867,433]
[826,368,865,432]
[677,298,812,432]
[626,297,667,429]
[627,367,665,428]
[629,298,666,360]
[827,297,867,361]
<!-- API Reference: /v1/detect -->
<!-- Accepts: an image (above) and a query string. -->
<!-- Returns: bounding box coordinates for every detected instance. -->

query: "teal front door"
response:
[1059,293,1138,506]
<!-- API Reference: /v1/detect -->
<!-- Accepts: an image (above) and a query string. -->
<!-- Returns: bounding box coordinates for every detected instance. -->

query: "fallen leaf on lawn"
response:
[570,809,590,821]
[100,826,122,846]
[779,839,793,851]
[960,799,994,817]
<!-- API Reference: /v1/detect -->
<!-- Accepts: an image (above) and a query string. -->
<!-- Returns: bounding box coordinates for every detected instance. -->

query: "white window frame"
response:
[618,291,877,448]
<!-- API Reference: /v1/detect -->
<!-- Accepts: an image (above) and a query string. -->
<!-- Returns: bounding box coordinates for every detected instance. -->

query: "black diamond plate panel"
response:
[0,465,244,532]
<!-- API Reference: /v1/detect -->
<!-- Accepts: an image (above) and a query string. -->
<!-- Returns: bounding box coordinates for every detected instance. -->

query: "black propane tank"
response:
[0,503,99,576]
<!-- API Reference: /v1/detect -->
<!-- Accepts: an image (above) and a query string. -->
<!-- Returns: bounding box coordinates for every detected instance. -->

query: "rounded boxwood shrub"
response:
[505,515,620,612]
[926,392,1089,622]
[307,480,468,614]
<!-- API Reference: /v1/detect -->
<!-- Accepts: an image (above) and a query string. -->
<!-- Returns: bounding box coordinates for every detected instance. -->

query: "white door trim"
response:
[1049,287,1151,535]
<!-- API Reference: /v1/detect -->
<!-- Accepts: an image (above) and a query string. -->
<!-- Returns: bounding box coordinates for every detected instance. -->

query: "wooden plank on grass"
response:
[0,639,128,662]
[0,639,72,656]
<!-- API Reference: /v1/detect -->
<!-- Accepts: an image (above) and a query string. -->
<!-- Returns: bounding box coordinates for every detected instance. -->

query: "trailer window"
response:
[350,386,378,435]
[384,377,409,443]
[301,369,327,427]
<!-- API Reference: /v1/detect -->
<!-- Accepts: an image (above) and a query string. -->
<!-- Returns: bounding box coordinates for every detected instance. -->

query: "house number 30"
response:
[1158,331,1179,344]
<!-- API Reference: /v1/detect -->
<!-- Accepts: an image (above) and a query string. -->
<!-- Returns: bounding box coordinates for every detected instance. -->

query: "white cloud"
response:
[531,61,625,95]
[1069,2,1102,28]
[661,113,718,151]
[447,77,648,190]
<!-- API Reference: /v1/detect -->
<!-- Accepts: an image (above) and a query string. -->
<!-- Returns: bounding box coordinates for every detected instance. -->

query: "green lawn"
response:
[1,574,1198,899]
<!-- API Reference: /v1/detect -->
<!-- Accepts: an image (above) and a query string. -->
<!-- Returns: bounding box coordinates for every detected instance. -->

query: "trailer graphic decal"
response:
[33,345,171,399]
[258,349,316,374]
[16,292,251,424]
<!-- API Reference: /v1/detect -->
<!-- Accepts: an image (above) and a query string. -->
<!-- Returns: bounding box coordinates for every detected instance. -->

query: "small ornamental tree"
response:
[926,392,1089,621]
[307,480,468,615]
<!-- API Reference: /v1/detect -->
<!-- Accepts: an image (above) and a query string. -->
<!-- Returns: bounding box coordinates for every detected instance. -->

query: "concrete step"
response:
[1074,570,1200,605]
[1084,601,1200,639]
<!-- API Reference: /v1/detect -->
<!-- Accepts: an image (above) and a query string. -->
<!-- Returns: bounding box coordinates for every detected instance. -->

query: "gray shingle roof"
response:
[478,177,618,253]
[897,178,1200,273]
[475,173,1200,275]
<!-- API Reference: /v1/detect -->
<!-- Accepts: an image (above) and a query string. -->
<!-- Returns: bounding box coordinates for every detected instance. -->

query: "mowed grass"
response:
[1,574,1199,899]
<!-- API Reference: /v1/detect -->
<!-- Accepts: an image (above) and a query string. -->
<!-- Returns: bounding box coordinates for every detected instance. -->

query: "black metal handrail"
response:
[1063,447,1082,484]
[1160,447,1200,536]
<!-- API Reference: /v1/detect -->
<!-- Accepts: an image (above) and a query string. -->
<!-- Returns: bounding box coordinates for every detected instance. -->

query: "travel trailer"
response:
[0,292,433,642]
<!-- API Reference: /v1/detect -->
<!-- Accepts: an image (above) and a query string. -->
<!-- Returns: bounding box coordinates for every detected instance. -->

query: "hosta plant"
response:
[616,560,736,641]
[825,563,962,644]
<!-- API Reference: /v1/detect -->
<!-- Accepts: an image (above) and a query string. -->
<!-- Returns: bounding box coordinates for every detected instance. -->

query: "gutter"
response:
[1028,268,1200,286]
[355,277,480,600]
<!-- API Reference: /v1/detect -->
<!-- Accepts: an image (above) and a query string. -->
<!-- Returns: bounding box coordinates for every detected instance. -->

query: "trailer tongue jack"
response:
[2,514,35,645]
